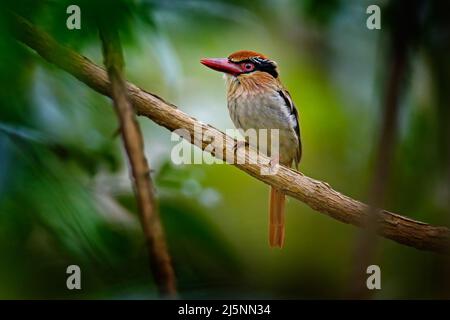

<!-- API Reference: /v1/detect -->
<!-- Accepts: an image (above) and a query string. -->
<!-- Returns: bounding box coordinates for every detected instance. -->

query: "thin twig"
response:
[98,23,177,298]
[13,15,450,254]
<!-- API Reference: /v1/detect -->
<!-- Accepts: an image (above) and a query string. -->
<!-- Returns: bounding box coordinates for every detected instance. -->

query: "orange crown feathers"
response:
[228,50,269,62]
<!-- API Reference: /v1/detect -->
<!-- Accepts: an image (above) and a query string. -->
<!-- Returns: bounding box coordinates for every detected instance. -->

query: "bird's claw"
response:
[232,139,249,155]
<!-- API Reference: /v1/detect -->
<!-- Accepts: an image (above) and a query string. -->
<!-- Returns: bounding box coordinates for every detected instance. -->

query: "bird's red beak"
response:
[200,58,242,76]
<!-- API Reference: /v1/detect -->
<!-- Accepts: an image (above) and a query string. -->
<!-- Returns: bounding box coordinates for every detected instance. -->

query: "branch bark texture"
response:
[100,24,176,297]
[13,16,450,254]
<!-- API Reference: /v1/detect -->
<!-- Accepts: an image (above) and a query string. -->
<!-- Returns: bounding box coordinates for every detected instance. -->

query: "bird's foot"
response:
[232,139,249,156]
[231,139,250,165]
[261,153,280,175]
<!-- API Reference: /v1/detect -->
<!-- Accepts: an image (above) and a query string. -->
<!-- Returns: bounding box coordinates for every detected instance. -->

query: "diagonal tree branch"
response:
[98,23,177,297]
[13,15,450,254]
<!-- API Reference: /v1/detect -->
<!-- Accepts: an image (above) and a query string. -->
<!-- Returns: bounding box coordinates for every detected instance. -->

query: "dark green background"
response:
[0,0,449,299]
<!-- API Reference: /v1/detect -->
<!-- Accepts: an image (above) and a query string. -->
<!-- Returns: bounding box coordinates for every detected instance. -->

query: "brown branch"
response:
[97,25,177,297]
[13,15,450,254]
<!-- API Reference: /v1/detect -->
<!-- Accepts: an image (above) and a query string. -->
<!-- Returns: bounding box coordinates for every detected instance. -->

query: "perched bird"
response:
[201,50,302,248]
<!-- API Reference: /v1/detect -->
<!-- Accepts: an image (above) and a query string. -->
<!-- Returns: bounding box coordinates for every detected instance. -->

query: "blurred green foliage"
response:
[0,0,449,299]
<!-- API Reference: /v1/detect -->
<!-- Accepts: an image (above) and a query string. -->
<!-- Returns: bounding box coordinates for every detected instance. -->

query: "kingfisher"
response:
[201,50,302,248]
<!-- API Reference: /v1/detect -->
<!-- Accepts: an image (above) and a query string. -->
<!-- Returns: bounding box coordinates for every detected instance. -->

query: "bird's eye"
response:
[242,63,255,71]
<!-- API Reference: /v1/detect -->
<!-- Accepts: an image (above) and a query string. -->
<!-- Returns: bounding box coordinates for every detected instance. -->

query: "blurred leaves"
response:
[299,0,342,26]
[0,0,449,299]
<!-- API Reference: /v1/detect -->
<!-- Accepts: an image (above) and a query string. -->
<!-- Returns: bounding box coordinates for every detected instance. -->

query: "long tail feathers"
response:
[269,187,285,248]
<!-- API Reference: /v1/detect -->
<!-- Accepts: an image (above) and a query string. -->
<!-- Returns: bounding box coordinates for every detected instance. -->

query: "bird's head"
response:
[200,50,278,79]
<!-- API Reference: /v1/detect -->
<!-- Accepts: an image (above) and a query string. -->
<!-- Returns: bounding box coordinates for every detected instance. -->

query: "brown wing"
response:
[277,89,302,168]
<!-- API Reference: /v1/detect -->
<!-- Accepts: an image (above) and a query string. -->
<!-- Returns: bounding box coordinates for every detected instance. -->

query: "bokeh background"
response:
[1,0,450,299]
